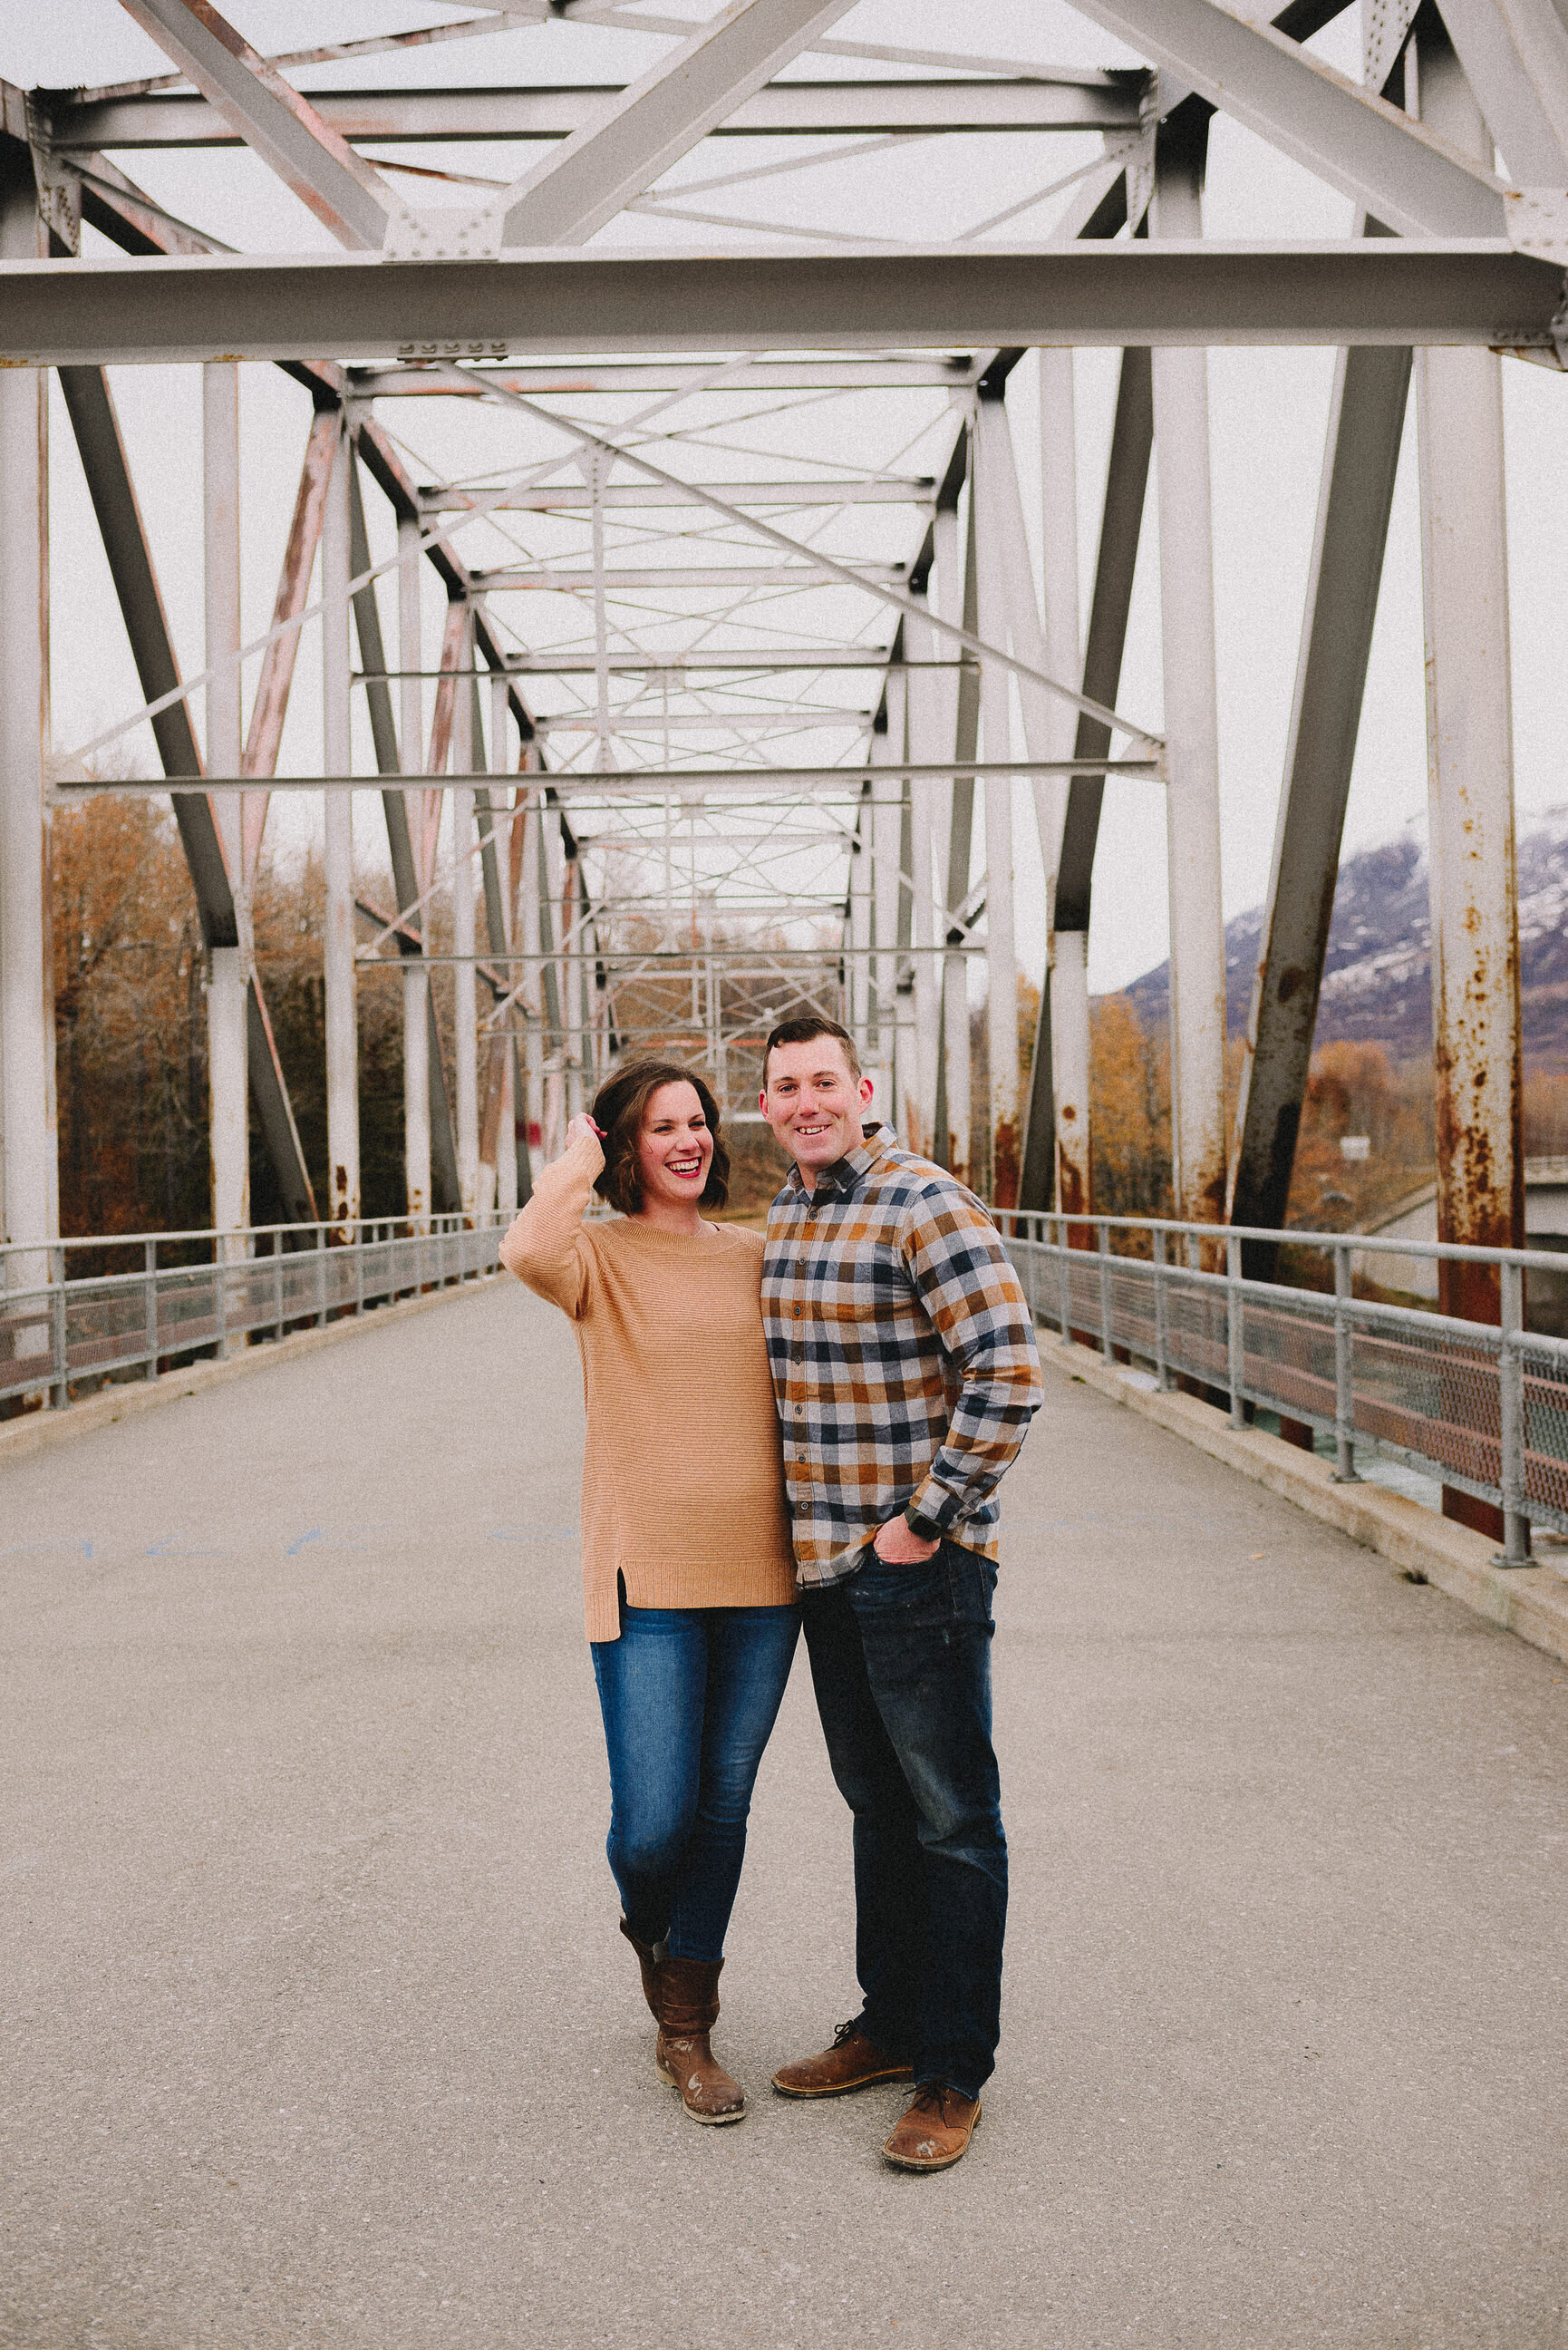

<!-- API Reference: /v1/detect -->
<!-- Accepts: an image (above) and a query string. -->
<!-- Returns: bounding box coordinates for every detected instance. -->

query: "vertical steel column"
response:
[1226,335,1412,1265]
[518,782,545,1167]
[0,152,56,1297]
[203,362,249,1266]
[1413,26,1524,1336]
[397,514,431,1227]
[540,802,568,1154]
[450,610,479,1221]
[941,481,980,1190]
[1152,116,1227,1228]
[975,392,1021,1207]
[1042,349,1155,1217]
[903,582,942,1158]
[1040,349,1088,1220]
[322,416,358,1240]
[848,790,872,1055]
[489,671,519,1219]
[871,676,905,1122]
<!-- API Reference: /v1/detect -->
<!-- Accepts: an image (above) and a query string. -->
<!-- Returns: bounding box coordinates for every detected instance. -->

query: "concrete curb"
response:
[1042,1333,1568,1667]
[0,1272,508,1471]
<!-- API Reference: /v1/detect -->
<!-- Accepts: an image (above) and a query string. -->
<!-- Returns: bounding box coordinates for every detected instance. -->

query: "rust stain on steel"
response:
[1057,1124,1092,1252]
[240,405,340,882]
[991,1116,1020,1213]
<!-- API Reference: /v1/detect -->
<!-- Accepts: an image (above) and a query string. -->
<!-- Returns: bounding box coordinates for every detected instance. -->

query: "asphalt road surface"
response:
[3,1278,1565,2348]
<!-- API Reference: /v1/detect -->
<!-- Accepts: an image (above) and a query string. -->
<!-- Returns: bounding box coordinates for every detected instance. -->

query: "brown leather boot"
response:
[771,2018,914,2099]
[654,1956,745,2125]
[618,1918,667,2021]
[882,2083,982,2172]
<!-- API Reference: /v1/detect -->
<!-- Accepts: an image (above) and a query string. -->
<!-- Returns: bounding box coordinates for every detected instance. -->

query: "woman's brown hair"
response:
[590,1059,731,1216]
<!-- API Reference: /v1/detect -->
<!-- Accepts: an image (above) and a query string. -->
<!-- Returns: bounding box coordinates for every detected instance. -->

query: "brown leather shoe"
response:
[882,2084,982,2172]
[770,2018,915,2100]
[654,1957,745,2125]
[619,1917,667,2020]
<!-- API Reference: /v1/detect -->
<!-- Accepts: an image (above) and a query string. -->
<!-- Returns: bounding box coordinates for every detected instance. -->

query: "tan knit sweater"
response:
[499,1128,797,1642]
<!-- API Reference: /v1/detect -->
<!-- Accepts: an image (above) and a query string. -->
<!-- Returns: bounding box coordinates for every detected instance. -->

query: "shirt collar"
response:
[787,1121,895,1201]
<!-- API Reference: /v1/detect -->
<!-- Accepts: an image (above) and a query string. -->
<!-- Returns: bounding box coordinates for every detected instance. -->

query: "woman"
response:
[498,1061,799,2126]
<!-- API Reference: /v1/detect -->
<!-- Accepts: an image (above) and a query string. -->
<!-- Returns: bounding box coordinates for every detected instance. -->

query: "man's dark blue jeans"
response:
[800,1538,1005,2104]
[591,1598,799,1964]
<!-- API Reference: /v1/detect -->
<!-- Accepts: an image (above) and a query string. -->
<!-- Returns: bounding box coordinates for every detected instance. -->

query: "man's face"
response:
[760,1038,874,1177]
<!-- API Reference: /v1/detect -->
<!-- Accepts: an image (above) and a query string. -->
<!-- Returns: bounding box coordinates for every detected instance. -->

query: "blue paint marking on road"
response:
[0,1538,94,1561]
[285,1526,393,1556]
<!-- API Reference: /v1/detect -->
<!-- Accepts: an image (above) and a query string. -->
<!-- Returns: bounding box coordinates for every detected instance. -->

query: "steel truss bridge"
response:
[4,1,1567,1529]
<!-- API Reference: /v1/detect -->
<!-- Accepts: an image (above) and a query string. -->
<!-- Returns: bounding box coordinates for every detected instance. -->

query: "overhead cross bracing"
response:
[4,0,1566,1526]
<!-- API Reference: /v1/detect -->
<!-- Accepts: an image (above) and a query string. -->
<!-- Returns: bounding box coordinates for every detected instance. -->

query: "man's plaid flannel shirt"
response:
[761,1124,1043,1588]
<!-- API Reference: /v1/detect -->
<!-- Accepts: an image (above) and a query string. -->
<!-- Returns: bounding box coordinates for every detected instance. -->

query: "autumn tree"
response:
[1089,992,1172,1216]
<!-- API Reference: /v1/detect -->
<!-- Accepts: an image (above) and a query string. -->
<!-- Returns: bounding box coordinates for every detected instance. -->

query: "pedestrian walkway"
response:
[3,1279,1565,2349]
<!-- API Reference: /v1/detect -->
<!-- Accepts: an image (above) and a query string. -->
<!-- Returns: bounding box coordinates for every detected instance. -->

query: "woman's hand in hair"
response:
[566,1112,605,1156]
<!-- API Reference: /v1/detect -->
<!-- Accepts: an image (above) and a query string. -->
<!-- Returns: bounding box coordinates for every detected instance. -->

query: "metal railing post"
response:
[1497,1256,1532,1565]
[1153,1228,1170,1391]
[1331,1242,1359,1481]
[213,1235,228,1363]
[354,1221,365,1316]
[50,1245,69,1410]
[1057,1214,1071,1347]
[1226,1232,1244,1427]
[144,1238,159,1378]
[315,1225,328,1326]
[1098,1222,1114,1363]
[273,1228,284,1341]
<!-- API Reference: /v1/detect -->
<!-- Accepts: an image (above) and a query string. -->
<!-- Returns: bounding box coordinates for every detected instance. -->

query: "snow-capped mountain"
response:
[1120,808,1568,1065]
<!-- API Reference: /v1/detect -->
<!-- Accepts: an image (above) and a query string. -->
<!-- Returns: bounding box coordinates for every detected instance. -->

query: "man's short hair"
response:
[762,1015,863,1084]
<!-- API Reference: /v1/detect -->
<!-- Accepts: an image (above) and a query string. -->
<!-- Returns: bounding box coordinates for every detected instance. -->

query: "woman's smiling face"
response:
[634,1080,714,1212]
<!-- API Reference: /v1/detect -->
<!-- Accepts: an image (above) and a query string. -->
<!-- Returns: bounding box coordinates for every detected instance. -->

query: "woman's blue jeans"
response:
[589,1598,800,1964]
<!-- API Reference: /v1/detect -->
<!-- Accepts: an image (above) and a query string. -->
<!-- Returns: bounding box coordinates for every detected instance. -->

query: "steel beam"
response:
[940,488,981,1192]
[1154,122,1227,1228]
[115,0,395,248]
[1021,347,1087,1218]
[346,454,459,1218]
[1430,0,1568,180]
[4,243,1561,367]
[494,0,857,247]
[203,359,248,1251]
[54,360,316,1219]
[475,562,907,591]
[1054,349,1154,957]
[49,79,1148,151]
[450,628,479,1219]
[0,151,55,1280]
[322,418,359,1235]
[1060,0,1505,237]
[1227,343,1411,1262]
[353,360,986,395]
[1414,25,1525,1351]
[419,479,936,510]
[973,393,1030,1209]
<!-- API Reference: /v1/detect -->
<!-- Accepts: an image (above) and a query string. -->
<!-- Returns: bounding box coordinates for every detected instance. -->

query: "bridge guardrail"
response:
[995,1211,1568,1568]
[0,1215,509,1419]
[12,1197,1568,1569]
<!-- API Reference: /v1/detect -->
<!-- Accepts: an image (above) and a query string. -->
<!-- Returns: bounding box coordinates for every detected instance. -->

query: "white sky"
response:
[16,2,1568,995]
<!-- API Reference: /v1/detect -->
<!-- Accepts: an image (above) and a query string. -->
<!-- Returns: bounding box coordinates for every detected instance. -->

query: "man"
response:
[758,1015,1042,2173]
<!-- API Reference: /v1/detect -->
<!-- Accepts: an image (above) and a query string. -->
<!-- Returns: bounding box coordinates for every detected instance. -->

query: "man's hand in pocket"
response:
[872,1516,940,1565]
